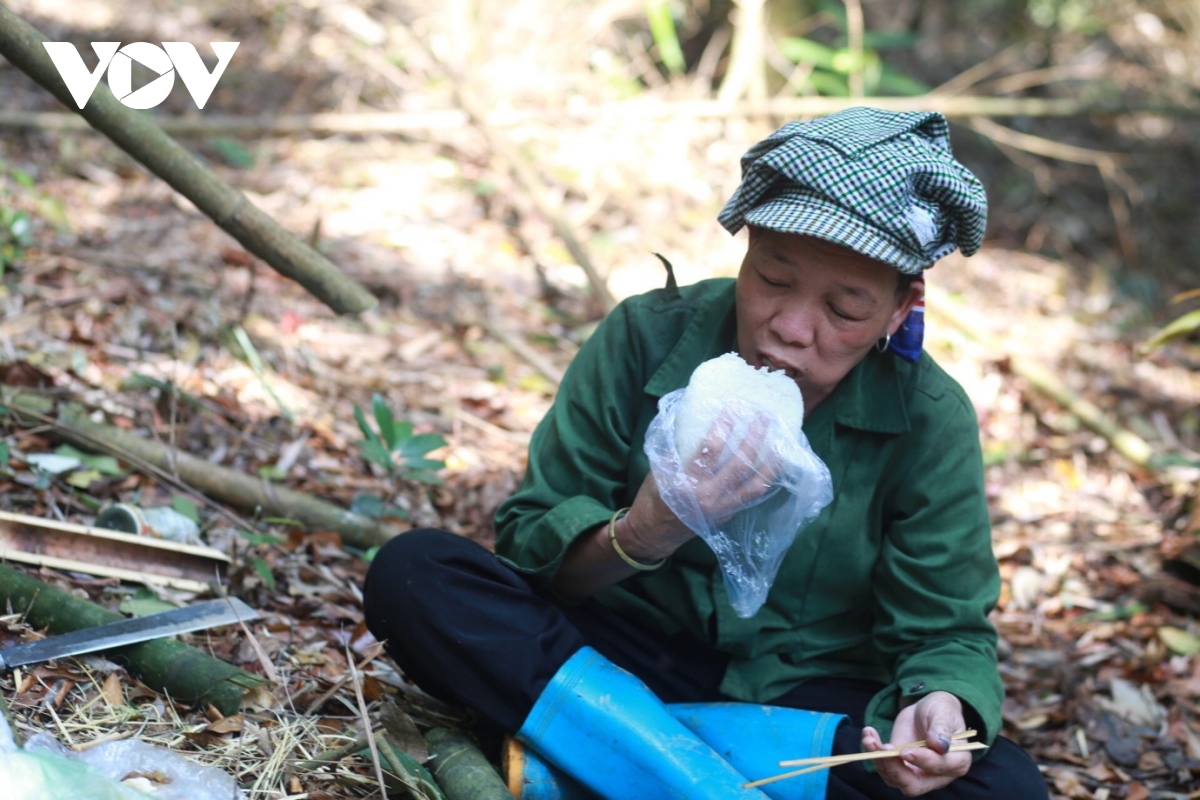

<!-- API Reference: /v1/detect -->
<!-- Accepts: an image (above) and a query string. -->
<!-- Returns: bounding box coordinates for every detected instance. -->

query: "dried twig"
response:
[844,0,866,98]
[718,0,767,103]
[964,116,1140,267]
[964,116,1130,166]
[748,742,988,788]
[0,97,1183,139]
[930,43,1027,96]
[295,728,382,771]
[347,644,389,800]
[479,320,566,388]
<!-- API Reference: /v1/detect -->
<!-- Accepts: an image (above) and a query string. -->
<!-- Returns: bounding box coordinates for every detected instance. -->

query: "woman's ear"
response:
[888,277,924,335]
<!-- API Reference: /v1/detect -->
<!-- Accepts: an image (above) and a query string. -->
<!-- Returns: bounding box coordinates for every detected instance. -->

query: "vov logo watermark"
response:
[42,42,239,110]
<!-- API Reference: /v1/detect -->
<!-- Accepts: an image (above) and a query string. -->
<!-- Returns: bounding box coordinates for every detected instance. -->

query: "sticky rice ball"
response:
[674,352,804,463]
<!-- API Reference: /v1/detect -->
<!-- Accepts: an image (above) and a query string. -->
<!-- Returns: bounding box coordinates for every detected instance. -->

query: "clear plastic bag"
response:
[644,355,834,618]
[1,714,244,800]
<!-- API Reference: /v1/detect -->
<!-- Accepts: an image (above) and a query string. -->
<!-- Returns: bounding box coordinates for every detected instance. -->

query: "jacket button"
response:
[908,682,926,694]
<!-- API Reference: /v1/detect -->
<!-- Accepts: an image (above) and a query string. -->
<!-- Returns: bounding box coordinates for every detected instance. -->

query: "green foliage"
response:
[208,136,255,168]
[0,160,59,277]
[0,161,43,275]
[354,394,446,484]
[360,740,446,799]
[55,444,123,476]
[252,556,277,590]
[646,0,686,76]
[0,160,70,277]
[352,492,408,521]
[119,587,178,617]
[231,325,294,422]
[1141,290,1200,354]
[171,495,200,523]
[53,444,123,489]
[240,530,286,545]
[0,207,32,274]
[777,2,929,97]
[1027,0,1105,33]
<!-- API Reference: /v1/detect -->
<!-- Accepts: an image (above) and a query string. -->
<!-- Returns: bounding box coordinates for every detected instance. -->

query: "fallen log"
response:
[0,5,377,316]
[2,387,401,550]
[0,564,269,715]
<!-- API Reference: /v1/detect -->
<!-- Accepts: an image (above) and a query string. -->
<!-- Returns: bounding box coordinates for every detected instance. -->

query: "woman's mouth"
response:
[759,354,799,381]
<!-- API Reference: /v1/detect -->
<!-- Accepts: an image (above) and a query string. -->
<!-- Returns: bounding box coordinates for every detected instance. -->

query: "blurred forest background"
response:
[1,0,1200,798]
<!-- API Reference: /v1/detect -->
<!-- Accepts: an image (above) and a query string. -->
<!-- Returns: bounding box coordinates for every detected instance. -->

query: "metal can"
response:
[95,503,201,545]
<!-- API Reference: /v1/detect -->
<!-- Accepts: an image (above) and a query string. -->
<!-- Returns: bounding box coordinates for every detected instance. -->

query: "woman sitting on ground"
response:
[363,107,1049,800]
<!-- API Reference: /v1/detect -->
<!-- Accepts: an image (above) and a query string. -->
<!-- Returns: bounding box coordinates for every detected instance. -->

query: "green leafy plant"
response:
[229,325,294,422]
[352,491,408,521]
[1140,289,1200,354]
[252,556,277,590]
[779,4,929,97]
[0,206,32,274]
[354,394,447,484]
[646,0,686,76]
[171,495,200,523]
[0,162,36,275]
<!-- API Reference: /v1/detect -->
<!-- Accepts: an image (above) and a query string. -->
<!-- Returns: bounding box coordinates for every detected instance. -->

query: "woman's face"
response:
[735,227,922,414]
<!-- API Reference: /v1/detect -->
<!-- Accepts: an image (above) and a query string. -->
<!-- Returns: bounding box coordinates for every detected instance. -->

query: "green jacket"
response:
[494,278,1002,744]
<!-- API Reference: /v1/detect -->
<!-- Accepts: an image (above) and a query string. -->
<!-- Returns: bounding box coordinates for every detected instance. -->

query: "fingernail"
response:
[938,735,951,750]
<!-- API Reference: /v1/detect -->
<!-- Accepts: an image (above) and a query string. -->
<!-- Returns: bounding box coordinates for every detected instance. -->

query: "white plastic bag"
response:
[1,713,244,800]
[644,354,833,617]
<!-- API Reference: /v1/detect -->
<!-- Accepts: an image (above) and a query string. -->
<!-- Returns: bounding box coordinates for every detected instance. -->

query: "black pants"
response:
[362,529,1048,800]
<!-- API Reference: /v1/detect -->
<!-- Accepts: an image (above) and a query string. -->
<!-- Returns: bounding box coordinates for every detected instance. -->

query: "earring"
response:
[876,333,891,353]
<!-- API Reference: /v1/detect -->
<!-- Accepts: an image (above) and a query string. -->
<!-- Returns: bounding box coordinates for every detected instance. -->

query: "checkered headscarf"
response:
[718,107,987,274]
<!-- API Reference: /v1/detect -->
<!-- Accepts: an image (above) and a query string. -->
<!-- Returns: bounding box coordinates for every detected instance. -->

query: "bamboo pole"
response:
[0,564,268,715]
[0,97,1163,138]
[1,389,402,550]
[425,728,512,800]
[0,5,377,316]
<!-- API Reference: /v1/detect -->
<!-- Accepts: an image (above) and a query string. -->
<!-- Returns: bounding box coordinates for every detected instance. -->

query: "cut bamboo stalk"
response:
[0,510,229,592]
[425,728,513,800]
[0,5,376,316]
[0,564,270,715]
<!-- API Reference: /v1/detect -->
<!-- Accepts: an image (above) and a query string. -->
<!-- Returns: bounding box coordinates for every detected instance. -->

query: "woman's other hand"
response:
[861,691,972,796]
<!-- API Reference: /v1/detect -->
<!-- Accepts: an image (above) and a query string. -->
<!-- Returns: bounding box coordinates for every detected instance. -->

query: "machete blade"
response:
[0,597,258,671]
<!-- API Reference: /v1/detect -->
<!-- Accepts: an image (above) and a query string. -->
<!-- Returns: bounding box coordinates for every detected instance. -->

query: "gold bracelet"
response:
[607,507,666,571]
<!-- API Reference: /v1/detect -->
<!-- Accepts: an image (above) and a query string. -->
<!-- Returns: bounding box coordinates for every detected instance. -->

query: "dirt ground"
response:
[1,1,1200,798]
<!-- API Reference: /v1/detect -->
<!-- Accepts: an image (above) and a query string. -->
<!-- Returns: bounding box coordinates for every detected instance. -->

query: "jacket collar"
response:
[644,284,737,398]
[644,282,911,436]
[828,348,911,435]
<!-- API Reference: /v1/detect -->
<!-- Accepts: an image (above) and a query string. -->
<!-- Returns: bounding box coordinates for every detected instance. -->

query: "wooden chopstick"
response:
[778,729,977,767]
[742,730,986,791]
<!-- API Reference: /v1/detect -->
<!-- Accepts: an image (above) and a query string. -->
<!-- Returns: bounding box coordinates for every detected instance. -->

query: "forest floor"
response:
[2,1,1200,798]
